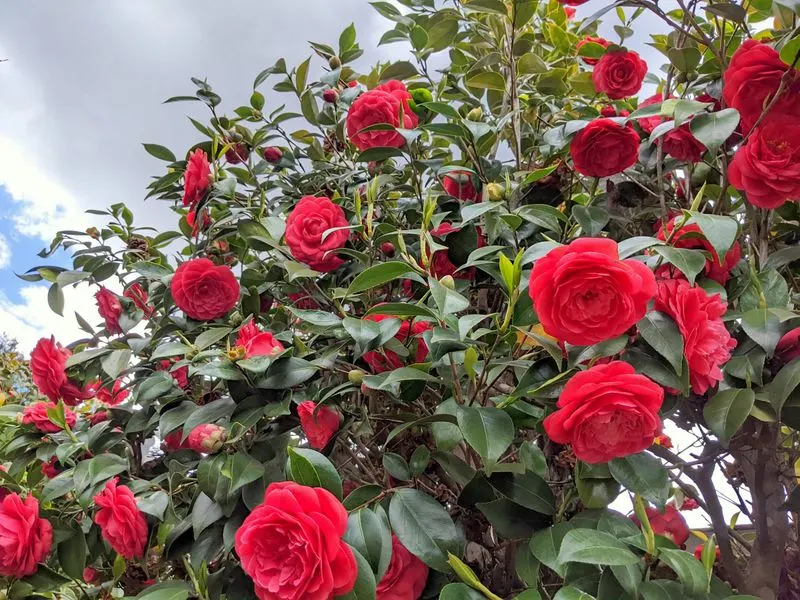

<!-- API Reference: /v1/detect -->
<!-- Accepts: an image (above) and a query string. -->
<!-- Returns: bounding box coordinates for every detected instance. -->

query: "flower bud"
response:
[466,107,483,121]
[487,183,505,201]
[323,89,339,103]
[263,146,283,163]
[380,242,395,257]
[187,424,228,454]
[440,275,456,289]
[348,369,365,385]
[329,56,342,69]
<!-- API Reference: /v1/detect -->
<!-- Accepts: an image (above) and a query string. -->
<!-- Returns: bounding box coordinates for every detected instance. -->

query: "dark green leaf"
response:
[609,453,670,507]
[637,312,684,376]
[287,447,343,498]
[557,529,639,566]
[143,143,177,162]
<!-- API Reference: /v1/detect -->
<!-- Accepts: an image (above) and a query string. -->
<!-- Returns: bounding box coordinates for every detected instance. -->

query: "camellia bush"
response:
[4,0,800,598]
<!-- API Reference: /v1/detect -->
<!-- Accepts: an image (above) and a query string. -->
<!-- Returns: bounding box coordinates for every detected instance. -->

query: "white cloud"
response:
[0,233,10,269]
[0,284,97,355]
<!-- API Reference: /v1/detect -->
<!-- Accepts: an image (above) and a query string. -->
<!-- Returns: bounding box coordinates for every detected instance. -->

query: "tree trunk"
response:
[733,423,788,600]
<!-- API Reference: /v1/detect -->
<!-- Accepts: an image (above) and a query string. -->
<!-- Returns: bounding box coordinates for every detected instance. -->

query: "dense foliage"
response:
[2,0,800,599]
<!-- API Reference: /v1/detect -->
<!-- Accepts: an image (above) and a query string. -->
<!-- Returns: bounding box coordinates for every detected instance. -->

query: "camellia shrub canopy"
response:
[2,0,800,599]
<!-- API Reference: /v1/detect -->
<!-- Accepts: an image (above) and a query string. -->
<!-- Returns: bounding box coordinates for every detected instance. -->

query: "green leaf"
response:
[337,548,378,600]
[457,406,514,467]
[344,508,392,579]
[609,453,670,507]
[257,357,317,389]
[348,262,416,295]
[426,18,459,52]
[653,247,706,285]
[780,33,800,66]
[448,553,503,600]
[557,529,639,566]
[48,283,64,316]
[529,523,573,577]
[763,358,800,414]
[689,109,740,152]
[143,143,177,162]
[637,311,684,376]
[339,23,357,53]
[703,388,755,442]
[429,277,469,317]
[388,488,463,572]
[357,146,404,162]
[152,342,192,360]
[466,71,506,91]
[100,349,131,380]
[618,236,663,259]
[439,583,486,600]
[667,47,701,72]
[362,367,440,391]
[685,211,739,262]
[764,245,800,270]
[383,452,412,481]
[364,302,437,320]
[380,60,418,82]
[488,471,555,515]
[192,492,223,538]
[287,447,343,498]
[518,53,548,74]
[572,205,610,237]
[464,0,508,14]
[344,485,383,511]
[134,582,191,600]
[740,308,783,354]
[194,327,232,349]
[57,529,87,579]
[519,441,548,478]
[285,307,343,327]
[657,548,707,597]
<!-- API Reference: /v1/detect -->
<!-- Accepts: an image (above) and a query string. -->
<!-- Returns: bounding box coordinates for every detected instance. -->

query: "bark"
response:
[733,423,788,600]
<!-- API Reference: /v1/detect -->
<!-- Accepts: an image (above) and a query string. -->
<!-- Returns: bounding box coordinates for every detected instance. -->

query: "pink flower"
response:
[187,424,227,453]
[95,288,123,334]
[93,478,149,560]
[21,402,77,433]
[235,321,285,358]
[0,494,53,578]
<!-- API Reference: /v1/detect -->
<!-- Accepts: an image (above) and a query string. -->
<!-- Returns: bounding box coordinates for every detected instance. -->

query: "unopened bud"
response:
[263,147,283,164]
[348,369,365,385]
[187,424,228,454]
[440,275,456,289]
[329,56,342,69]
[466,107,483,121]
[86,227,100,239]
[380,242,395,257]
[323,89,339,103]
[487,183,505,202]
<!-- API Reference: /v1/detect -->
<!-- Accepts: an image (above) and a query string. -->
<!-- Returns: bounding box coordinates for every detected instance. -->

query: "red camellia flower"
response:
[376,535,429,600]
[570,119,640,177]
[186,208,212,236]
[722,40,800,134]
[182,148,211,208]
[661,123,706,163]
[543,362,664,463]
[234,481,357,600]
[577,36,610,66]
[187,424,228,454]
[83,566,100,584]
[30,337,94,405]
[362,314,433,373]
[346,80,419,150]
[158,359,190,389]
[681,498,700,511]
[95,287,123,334]
[93,478,148,560]
[90,410,111,426]
[634,504,691,547]
[41,457,61,479]
[728,120,800,209]
[123,282,155,318]
[637,93,666,134]
[163,429,191,451]
[285,195,350,272]
[592,50,648,99]
[655,217,741,285]
[600,106,629,118]
[655,279,736,395]
[775,327,800,366]
[171,258,240,320]
[235,321,285,358]
[96,379,130,406]
[695,545,721,561]
[297,401,340,450]
[442,170,480,201]
[0,493,53,578]
[22,402,77,433]
[529,238,656,346]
